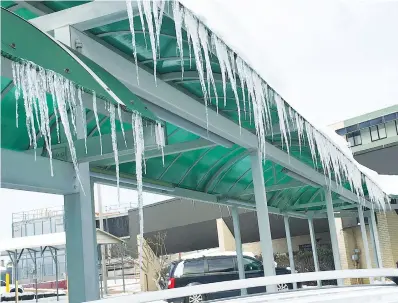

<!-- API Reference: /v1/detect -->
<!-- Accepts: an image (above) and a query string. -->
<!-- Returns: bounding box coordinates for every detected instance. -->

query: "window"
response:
[243,257,262,272]
[183,259,204,275]
[207,257,235,273]
[370,124,387,141]
[346,131,362,147]
[1,281,6,287]
[396,121,398,134]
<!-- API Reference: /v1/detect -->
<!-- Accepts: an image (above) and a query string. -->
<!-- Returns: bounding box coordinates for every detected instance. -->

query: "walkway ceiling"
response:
[0,1,388,217]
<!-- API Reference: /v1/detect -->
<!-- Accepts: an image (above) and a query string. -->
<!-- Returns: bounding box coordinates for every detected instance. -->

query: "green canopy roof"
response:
[0,1,387,216]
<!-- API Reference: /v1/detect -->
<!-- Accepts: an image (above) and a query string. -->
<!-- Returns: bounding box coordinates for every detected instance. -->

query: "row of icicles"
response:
[12,59,165,279]
[125,0,390,210]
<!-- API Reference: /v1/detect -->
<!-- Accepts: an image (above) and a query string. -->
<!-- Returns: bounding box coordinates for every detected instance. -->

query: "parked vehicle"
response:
[162,253,300,303]
[0,280,24,294]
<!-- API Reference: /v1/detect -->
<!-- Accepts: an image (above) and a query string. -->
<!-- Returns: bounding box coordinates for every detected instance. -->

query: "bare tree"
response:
[144,232,170,290]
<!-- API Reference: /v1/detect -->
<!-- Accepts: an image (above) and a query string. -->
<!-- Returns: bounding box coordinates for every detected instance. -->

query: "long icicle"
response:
[109,105,120,205]
[132,111,145,289]
[92,91,103,155]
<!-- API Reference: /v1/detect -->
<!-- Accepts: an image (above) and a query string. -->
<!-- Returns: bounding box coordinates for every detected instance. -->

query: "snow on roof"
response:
[0,229,122,252]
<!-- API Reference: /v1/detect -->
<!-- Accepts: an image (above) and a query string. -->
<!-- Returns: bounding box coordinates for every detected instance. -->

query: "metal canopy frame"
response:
[0,2,389,302]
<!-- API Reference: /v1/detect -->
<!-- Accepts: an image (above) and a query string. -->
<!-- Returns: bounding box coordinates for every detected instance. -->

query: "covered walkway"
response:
[0,1,393,302]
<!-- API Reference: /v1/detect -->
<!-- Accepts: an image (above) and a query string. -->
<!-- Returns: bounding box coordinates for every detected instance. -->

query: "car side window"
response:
[1,280,6,286]
[243,257,262,272]
[183,259,204,276]
[207,257,235,273]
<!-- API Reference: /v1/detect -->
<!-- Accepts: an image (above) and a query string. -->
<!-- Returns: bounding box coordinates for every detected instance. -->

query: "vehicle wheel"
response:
[185,293,205,303]
[277,283,289,291]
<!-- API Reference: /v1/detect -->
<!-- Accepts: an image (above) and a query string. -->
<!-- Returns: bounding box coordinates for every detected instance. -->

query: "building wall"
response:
[242,232,331,255]
[337,211,398,285]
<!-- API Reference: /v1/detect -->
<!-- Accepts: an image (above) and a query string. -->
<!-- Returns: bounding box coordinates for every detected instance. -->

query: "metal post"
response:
[358,205,373,283]
[53,249,59,301]
[284,216,297,289]
[369,211,385,283]
[56,23,100,303]
[368,215,378,268]
[121,245,126,293]
[250,150,276,293]
[231,206,247,296]
[325,187,343,286]
[97,185,108,295]
[308,217,321,287]
[34,252,38,303]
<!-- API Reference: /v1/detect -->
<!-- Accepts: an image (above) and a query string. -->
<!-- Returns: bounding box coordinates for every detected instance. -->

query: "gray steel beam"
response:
[59,26,100,302]
[30,1,131,31]
[1,81,14,100]
[231,206,247,296]
[251,150,276,292]
[94,138,216,166]
[325,187,343,286]
[1,148,77,195]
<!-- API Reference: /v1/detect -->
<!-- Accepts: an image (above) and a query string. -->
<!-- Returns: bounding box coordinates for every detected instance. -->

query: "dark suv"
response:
[163,254,298,303]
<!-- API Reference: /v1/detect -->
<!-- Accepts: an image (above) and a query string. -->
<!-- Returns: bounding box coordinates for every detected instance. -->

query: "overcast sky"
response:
[183,0,398,125]
[2,0,398,245]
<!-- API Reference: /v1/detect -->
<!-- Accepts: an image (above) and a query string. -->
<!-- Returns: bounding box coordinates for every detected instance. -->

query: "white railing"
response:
[89,268,398,303]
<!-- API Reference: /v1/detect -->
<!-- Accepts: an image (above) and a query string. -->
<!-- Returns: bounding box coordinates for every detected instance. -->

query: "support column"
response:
[284,216,297,289]
[60,31,100,301]
[64,173,99,303]
[358,206,372,283]
[369,210,385,283]
[308,217,320,287]
[325,187,343,286]
[250,151,276,292]
[231,207,247,296]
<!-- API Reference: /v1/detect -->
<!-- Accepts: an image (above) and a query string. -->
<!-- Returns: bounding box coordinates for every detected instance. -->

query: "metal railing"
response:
[90,268,398,303]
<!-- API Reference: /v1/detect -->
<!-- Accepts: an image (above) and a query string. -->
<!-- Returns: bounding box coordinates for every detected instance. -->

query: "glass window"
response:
[26,223,34,236]
[369,117,383,126]
[13,224,21,238]
[370,124,387,141]
[55,218,64,232]
[396,121,398,134]
[43,221,51,234]
[183,259,204,275]
[207,257,235,273]
[243,257,262,272]
[35,221,43,235]
[378,124,387,139]
[1,280,6,286]
[346,131,362,146]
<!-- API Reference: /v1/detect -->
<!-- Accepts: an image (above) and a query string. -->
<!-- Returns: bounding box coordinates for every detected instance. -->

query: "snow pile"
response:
[125,0,390,210]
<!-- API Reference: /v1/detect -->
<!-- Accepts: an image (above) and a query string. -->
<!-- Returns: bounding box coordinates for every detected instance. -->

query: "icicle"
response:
[155,121,165,165]
[184,11,208,126]
[92,91,103,155]
[77,87,88,153]
[136,0,147,49]
[212,35,227,107]
[274,94,290,153]
[172,0,184,78]
[48,73,61,144]
[154,0,166,54]
[126,0,140,84]
[53,72,84,191]
[11,61,20,128]
[142,0,158,82]
[198,23,218,116]
[109,105,120,205]
[132,111,145,286]
[117,104,128,147]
